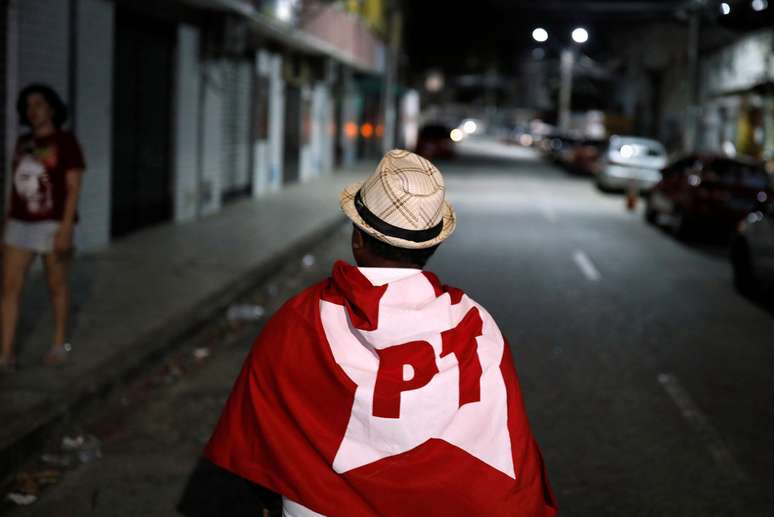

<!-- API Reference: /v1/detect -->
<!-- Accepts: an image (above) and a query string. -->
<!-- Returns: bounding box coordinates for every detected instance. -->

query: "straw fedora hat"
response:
[340,149,456,249]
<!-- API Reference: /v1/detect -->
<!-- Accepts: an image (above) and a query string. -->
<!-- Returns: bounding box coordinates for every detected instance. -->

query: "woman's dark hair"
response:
[357,225,440,268]
[16,84,68,128]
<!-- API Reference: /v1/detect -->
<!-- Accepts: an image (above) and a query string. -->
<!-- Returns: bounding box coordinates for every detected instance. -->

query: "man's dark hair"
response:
[17,84,68,128]
[357,226,440,268]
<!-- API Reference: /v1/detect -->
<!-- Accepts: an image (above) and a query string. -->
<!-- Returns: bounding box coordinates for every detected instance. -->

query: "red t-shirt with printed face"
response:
[9,130,85,222]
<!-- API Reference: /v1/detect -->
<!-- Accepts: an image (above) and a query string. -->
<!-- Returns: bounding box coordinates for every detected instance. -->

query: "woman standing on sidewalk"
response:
[0,84,85,372]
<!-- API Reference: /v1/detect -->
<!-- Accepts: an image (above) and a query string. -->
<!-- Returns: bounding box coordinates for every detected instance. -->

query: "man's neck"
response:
[356,259,419,269]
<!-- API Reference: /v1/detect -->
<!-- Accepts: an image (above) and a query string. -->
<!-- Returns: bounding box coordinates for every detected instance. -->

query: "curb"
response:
[0,214,347,485]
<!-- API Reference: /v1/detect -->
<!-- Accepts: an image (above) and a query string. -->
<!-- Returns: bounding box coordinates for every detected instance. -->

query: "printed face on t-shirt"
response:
[13,154,52,215]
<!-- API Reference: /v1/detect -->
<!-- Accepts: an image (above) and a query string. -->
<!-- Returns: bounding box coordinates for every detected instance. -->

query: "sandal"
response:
[0,355,16,374]
[44,343,72,366]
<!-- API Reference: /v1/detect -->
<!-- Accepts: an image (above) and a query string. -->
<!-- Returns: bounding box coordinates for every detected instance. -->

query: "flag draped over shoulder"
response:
[205,261,557,516]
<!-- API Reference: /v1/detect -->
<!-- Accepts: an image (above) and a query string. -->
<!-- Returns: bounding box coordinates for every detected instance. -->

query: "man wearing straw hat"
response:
[206,150,557,516]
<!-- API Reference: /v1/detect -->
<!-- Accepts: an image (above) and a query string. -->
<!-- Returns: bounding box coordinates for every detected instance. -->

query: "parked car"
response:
[646,154,772,239]
[731,206,774,297]
[571,138,607,176]
[545,135,579,166]
[415,124,454,160]
[596,136,667,192]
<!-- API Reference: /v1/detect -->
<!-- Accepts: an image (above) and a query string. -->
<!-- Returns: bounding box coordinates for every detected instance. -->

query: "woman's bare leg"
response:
[2,245,36,360]
[43,251,72,352]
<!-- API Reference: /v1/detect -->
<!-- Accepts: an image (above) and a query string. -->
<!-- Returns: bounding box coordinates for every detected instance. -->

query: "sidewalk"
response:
[0,165,367,479]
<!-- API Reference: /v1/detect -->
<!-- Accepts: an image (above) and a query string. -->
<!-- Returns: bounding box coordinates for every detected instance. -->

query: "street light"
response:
[720,2,731,14]
[752,0,768,11]
[532,28,548,43]
[571,27,589,44]
[559,28,590,132]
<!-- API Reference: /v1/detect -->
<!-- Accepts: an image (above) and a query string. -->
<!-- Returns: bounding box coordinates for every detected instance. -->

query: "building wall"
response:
[658,64,692,153]
[696,30,774,159]
[301,0,385,72]
[339,68,358,166]
[299,84,313,182]
[221,58,252,195]
[200,58,225,215]
[174,24,201,223]
[3,2,16,191]
[315,81,334,176]
[253,49,284,196]
[268,53,284,192]
[302,79,336,181]
[608,21,708,152]
[0,0,8,216]
[2,1,376,253]
[17,0,69,102]
[73,0,113,251]
[700,30,773,99]
[252,51,270,197]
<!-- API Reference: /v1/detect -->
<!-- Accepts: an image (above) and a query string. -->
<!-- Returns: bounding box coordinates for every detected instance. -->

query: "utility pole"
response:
[558,48,574,133]
[382,1,401,153]
[685,6,701,152]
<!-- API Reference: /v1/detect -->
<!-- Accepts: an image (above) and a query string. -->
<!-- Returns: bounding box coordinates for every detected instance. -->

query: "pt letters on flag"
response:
[206,261,557,516]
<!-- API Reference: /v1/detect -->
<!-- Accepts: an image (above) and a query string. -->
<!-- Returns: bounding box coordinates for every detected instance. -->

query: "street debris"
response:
[5,492,37,506]
[302,254,316,268]
[61,433,102,464]
[3,469,63,506]
[193,347,211,360]
[227,304,265,322]
[41,453,73,468]
[156,359,185,385]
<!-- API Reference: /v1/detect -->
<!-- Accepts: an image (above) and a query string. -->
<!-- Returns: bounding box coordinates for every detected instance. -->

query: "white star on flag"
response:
[319,271,515,479]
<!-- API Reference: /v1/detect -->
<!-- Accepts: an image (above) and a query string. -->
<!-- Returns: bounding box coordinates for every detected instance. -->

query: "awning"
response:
[177,0,384,75]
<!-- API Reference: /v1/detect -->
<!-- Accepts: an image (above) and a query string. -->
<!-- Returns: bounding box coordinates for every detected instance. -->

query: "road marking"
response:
[657,373,747,481]
[572,250,601,281]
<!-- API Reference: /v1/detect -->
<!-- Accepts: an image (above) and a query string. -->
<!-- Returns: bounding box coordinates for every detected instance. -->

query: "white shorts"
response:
[4,219,61,254]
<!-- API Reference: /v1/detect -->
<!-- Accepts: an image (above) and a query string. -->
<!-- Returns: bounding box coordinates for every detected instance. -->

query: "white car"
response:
[596,136,667,192]
[732,205,774,297]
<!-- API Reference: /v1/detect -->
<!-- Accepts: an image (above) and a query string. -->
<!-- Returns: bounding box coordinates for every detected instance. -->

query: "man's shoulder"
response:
[246,279,333,373]
[267,278,329,328]
[422,270,472,306]
[422,272,501,326]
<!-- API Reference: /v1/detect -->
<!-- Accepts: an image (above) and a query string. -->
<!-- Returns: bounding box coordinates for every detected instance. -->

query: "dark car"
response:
[571,138,607,176]
[731,205,774,297]
[415,124,454,160]
[542,134,578,165]
[645,154,772,239]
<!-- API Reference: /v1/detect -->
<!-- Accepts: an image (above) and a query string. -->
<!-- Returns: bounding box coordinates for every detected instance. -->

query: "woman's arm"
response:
[54,169,83,254]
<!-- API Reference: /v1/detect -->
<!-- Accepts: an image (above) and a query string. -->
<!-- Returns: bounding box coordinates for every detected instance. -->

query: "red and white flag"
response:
[206,261,557,516]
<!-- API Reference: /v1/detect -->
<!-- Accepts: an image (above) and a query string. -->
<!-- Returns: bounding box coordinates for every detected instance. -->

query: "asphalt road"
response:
[8,139,774,516]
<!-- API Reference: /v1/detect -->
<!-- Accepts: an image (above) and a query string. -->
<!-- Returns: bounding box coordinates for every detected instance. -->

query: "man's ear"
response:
[352,226,364,250]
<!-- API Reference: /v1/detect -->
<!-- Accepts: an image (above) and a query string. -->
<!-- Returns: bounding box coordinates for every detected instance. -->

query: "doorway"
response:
[111,8,174,238]
[283,85,301,185]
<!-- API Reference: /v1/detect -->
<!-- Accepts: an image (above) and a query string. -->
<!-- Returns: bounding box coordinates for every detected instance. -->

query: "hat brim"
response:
[340,181,456,250]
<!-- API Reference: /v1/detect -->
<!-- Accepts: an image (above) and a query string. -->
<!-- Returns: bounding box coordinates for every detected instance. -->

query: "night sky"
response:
[401,0,761,78]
